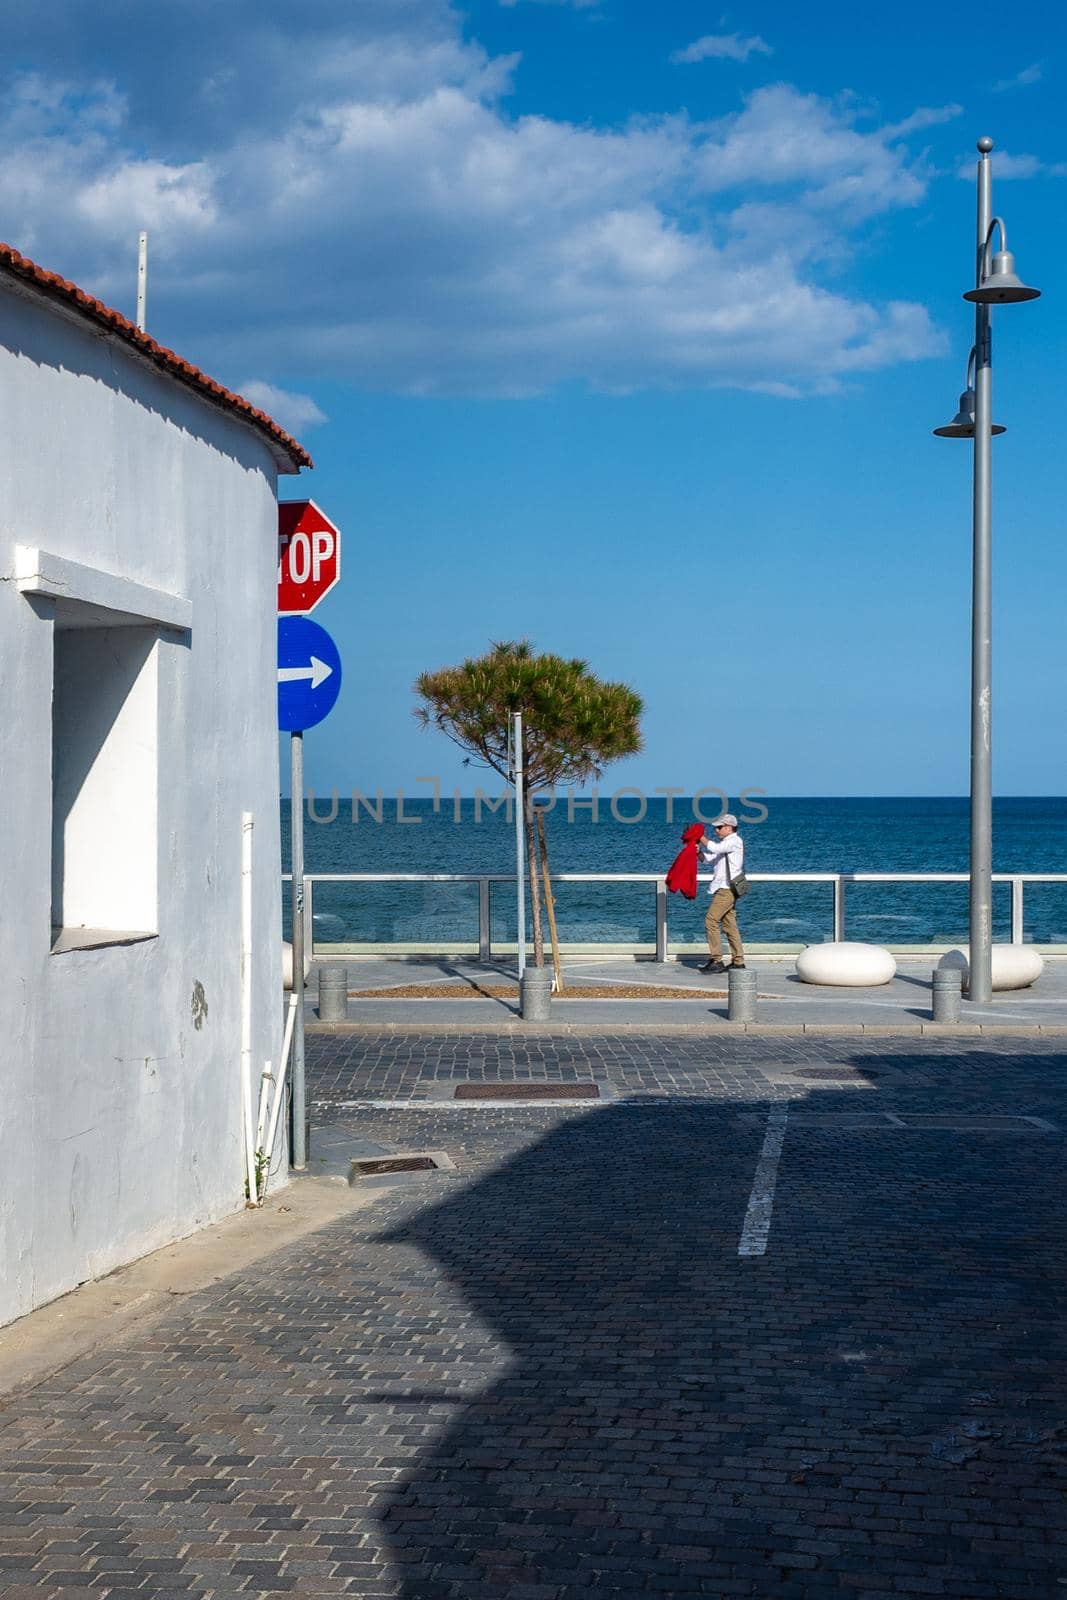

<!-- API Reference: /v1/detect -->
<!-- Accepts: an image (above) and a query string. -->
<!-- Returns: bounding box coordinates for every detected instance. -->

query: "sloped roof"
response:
[0,242,312,473]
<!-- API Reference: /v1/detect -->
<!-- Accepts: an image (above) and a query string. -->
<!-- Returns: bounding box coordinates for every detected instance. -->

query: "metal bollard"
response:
[728,965,757,1023]
[520,966,553,1022]
[318,963,348,1023]
[932,965,962,1024]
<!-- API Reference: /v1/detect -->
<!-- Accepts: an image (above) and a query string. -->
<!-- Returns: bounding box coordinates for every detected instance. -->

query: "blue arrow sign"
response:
[278,615,342,732]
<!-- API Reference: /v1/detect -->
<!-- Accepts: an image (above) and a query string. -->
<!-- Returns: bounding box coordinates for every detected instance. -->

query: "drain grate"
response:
[351,1156,439,1176]
[792,1067,876,1081]
[453,1082,600,1101]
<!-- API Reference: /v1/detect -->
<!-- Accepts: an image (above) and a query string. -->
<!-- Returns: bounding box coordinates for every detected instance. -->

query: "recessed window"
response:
[51,623,158,951]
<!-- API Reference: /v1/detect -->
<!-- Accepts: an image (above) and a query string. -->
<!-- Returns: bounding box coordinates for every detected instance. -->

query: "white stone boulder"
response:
[282,940,312,990]
[938,945,1043,992]
[796,941,897,987]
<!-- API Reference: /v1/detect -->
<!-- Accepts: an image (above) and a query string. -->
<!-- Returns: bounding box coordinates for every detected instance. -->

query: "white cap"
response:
[714,813,738,828]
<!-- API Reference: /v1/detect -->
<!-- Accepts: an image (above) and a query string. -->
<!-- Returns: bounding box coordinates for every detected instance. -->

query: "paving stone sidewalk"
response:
[1,1035,1064,1599]
[305,955,1067,1032]
[306,1029,1067,1113]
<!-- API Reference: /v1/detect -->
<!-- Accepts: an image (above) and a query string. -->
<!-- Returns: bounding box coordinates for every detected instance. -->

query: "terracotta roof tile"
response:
[0,242,312,472]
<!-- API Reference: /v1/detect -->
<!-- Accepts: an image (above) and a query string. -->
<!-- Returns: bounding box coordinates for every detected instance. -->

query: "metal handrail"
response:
[281,870,1067,959]
[287,870,1067,881]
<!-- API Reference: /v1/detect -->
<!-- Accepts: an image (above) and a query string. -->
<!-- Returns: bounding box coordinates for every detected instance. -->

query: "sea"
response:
[280,795,1067,948]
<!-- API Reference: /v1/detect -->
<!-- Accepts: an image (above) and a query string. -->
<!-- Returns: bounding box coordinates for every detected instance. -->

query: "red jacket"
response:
[665,824,706,900]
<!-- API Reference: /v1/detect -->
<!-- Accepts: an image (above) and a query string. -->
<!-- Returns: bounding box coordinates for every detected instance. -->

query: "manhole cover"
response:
[453,1082,600,1101]
[792,1067,875,1081]
[351,1156,438,1175]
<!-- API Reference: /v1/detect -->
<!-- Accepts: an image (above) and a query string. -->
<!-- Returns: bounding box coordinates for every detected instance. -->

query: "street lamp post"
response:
[934,137,1040,1004]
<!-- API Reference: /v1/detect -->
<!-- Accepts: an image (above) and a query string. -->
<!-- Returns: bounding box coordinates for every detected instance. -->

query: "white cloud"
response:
[882,104,962,139]
[237,381,328,432]
[993,63,1043,92]
[694,85,940,223]
[955,150,1067,180]
[0,5,950,399]
[76,159,216,232]
[671,31,772,65]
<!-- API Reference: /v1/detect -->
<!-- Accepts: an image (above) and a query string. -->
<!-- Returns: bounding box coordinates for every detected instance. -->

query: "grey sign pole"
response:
[290,731,307,1168]
[513,712,526,978]
[969,141,994,1005]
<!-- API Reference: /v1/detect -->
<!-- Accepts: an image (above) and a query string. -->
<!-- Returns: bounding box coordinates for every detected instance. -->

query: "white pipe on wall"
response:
[255,1061,273,1156]
[240,812,258,1204]
[260,992,299,1201]
[277,988,298,1106]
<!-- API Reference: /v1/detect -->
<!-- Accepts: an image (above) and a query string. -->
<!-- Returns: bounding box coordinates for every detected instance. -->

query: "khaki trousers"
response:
[705,888,744,963]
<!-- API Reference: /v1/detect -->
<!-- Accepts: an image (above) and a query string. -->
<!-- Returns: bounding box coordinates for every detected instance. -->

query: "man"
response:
[698,813,745,975]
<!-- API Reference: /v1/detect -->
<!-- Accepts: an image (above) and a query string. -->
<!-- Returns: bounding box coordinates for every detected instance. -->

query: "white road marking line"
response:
[738,1108,789,1259]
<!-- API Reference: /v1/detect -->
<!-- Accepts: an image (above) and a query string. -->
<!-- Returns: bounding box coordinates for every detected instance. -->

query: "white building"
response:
[0,244,310,1327]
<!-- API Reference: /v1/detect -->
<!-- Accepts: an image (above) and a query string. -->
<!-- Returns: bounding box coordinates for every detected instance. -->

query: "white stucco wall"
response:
[0,278,288,1326]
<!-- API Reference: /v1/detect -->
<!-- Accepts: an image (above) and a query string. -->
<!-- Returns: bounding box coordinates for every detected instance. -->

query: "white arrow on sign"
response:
[278,655,334,690]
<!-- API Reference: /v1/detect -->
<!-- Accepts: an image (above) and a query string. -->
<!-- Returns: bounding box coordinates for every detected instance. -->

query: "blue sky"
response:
[4,0,1064,794]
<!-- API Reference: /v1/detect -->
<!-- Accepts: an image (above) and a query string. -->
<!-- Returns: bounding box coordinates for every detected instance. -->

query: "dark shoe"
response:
[730,962,747,970]
[700,960,727,974]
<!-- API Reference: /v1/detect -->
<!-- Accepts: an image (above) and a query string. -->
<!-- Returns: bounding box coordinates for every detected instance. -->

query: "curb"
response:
[307,1021,1067,1038]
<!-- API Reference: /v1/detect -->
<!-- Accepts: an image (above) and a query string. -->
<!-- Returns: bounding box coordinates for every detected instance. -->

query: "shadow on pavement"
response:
[374,1082,1064,1598]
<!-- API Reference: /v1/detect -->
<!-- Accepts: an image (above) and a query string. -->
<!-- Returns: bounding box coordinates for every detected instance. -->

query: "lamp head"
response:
[933,387,1007,439]
[964,250,1041,305]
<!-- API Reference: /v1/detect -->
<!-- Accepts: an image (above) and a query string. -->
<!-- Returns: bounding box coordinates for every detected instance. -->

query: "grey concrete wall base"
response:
[310,943,1067,962]
[520,966,553,1022]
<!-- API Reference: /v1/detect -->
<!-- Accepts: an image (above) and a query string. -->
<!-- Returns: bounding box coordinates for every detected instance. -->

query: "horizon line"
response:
[278,792,1067,802]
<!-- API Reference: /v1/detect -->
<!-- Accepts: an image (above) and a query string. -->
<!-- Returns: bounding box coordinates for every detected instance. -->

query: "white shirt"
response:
[700,832,744,895]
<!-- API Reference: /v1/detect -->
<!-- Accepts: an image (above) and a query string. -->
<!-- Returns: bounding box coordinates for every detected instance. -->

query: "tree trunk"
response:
[536,808,564,993]
[524,802,545,968]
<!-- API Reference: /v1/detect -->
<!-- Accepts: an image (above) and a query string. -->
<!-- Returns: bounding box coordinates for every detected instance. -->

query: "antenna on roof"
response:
[136,231,148,332]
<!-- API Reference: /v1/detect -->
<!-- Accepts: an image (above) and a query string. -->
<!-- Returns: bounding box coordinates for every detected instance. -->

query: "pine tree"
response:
[415,640,643,982]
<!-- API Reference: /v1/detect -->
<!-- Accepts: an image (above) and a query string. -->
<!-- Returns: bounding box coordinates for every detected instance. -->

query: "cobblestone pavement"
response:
[306,1029,1067,1111]
[1,1035,1064,1599]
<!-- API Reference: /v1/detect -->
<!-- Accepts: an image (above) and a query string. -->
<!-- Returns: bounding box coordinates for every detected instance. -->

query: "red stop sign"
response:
[278,500,341,614]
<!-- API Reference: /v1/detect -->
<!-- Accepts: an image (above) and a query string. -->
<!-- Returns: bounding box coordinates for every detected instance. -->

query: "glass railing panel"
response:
[301,879,480,952]
[491,879,655,948]
[487,881,533,952]
[843,880,1010,946]
[728,880,832,947]
[1017,882,1067,944]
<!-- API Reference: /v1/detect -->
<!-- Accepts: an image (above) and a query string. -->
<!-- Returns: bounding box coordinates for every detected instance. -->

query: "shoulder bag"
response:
[726,846,750,900]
